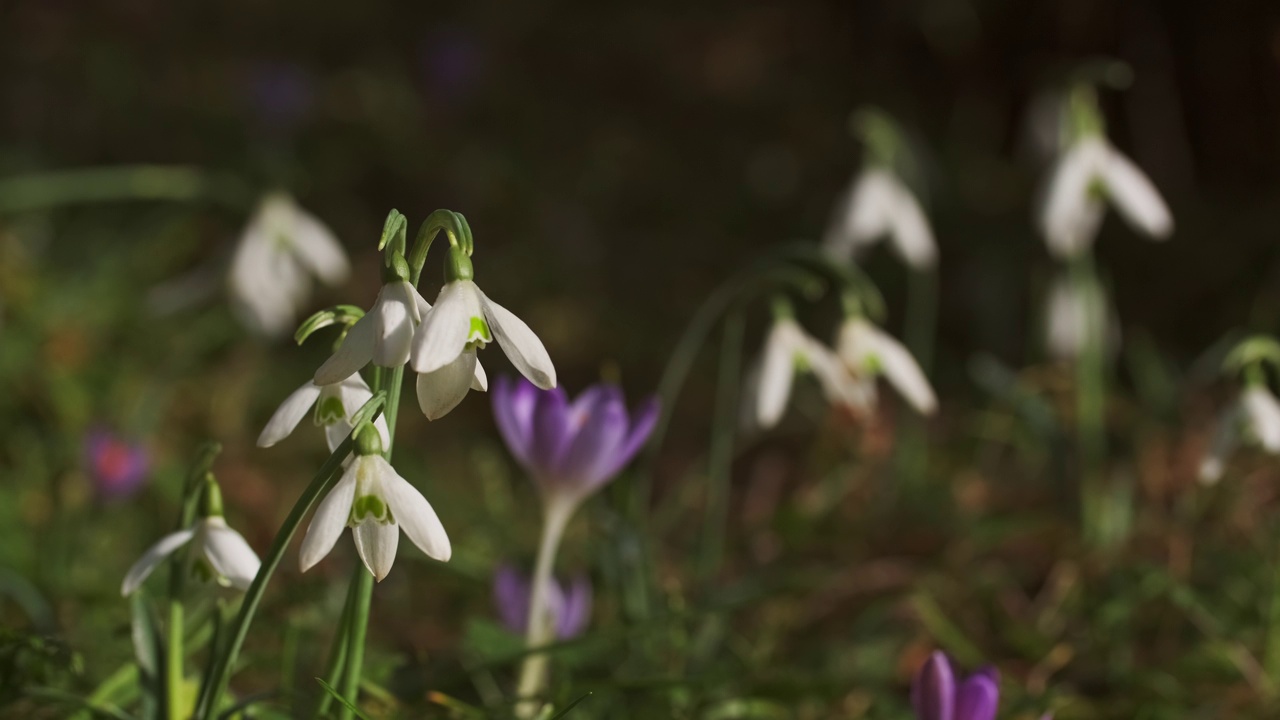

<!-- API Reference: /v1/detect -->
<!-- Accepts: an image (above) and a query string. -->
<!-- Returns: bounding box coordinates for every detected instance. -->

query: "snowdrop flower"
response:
[314,280,430,384]
[752,315,869,429]
[257,372,390,453]
[911,651,999,720]
[121,482,260,596]
[411,248,556,419]
[229,193,350,337]
[492,376,658,511]
[1200,385,1280,484]
[835,315,937,416]
[1043,275,1116,361]
[299,426,450,581]
[824,169,936,271]
[493,563,592,640]
[1040,135,1172,258]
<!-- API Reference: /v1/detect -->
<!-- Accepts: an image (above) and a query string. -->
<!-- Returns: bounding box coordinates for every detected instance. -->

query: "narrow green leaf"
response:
[314,678,373,720]
[546,692,592,719]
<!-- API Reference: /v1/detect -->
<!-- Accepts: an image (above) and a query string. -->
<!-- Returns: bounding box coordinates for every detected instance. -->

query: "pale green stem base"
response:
[167,600,184,720]
[514,496,575,717]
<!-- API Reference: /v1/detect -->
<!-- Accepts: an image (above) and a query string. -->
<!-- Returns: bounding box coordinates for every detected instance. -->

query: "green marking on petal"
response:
[315,395,346,426]
[862,354,883,375]
[468,316,492,345]
[191,557,217,584]
[791,351,811,374]
[351,494,392,523]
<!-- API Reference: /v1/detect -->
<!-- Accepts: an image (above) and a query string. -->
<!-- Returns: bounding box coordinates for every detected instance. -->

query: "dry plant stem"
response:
[515,496,575,716]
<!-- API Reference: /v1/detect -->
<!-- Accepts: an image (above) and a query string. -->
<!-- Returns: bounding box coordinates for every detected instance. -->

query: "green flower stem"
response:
[312,571,358,719]
[337,567,375,720]
[515,497,575,717]
[194,430,366,720]
[166,600,184,720]
[1070,252,1109,547]
[895,268,937,495]
[335,363,405,720]
[697,310,744,586]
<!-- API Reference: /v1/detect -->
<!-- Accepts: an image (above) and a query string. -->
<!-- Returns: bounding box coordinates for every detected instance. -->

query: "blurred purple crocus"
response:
[85,430,150,500]
[493,563,592,640]
[912,651,999,720]
[491,376,659,509]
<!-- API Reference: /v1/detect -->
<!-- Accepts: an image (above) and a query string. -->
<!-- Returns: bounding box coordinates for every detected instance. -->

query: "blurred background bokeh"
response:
[6,1,1280,717]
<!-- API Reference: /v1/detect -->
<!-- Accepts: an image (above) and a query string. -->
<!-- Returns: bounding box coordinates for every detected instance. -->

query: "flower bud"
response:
[354,423,385,457]
[445,244,474,282]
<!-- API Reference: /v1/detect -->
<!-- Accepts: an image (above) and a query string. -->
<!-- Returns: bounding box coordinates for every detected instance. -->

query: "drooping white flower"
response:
[257,372,391,452]
[299,444,450,581]
[1040,136,1172,257]
[1199,385,1280,484]
[121,516,261,596]
[314,280,429,384]
[229,193,350,337]
[835,316,936,416]
[410,279,555,419]
[823,168,936,271]
[1043,276,1117,361]
[754,317,868,429]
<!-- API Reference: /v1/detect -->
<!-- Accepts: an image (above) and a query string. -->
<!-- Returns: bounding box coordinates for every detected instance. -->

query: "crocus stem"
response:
[166,599,184,720]
[698,310,744,586]
[515,497,575,716]
[194,437,356,720]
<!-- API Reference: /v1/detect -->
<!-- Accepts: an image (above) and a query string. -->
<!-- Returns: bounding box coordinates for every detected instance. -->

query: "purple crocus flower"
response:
[493,563,592,639]
[912,651,999,720]
[84,429,150,500]
[491,376,659,507]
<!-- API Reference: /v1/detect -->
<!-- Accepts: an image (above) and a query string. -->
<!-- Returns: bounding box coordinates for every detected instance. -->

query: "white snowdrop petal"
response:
[383,467,451,562]
[314,312,377,386]
[1199,404,1240,485]
[1041,139,1107,257]
[201,522,262,591]
[846,170,895,245]
[1244,386,1280,453]
[1101,145,1173,240]
[121,529,196,596]
[299,471,358,573]
[287,204,350,285]
[257,381,324,448]
[480,292,557,390]
[410,282,472,374]
[756,321,800,429]
[352,519,400,582]
[870,330,937,415]
[885,181,937,270]
[416,350,477,421]
[372,282,417,368]
[471,357,488,391]
[805,340,868,411]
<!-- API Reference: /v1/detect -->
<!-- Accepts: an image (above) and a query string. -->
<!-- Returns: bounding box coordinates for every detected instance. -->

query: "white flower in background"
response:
[257,372,390,452]
[410,278,556,420]
[313,280,431,384]
[836,316,937,416]
[1199,385,1280,485]
[1043,276,1117,361]
[823,168,936,271]
[299,429,450,581]
[753,317,868,429]
[121,516,260,596]
[1039,136,1172,258]
[229,193,350,337]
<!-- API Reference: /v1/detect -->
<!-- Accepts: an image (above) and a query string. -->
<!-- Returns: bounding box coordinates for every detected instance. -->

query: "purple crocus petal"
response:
[556,575,593,639]
[530,387,571,479]
[493,563,531,635]
[599,396,660,479]
[492,376,539,465]
[558,400,629,493]
[912,652,955,720]
[954,673,999,720]
[568,384,622,426]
